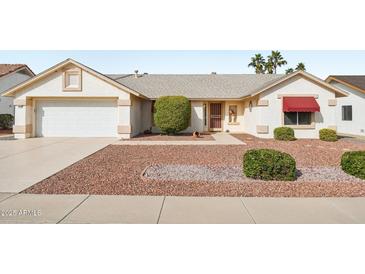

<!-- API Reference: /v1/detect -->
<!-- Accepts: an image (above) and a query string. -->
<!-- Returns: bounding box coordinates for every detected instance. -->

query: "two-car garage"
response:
[35,99,118,137]
[4,59,140,139]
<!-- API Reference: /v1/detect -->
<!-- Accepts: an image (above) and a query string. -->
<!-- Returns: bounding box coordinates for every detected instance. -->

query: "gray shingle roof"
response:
[106,74,286,99]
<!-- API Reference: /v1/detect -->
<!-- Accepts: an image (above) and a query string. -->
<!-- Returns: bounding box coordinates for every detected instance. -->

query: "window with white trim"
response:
[63,69,82,91]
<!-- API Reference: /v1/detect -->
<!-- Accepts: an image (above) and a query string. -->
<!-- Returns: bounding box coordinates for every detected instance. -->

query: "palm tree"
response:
[295,62,306,71]
[268,50,287,74]
[265,59,274,74]
[285,68,294,74]
[248,54,266,74]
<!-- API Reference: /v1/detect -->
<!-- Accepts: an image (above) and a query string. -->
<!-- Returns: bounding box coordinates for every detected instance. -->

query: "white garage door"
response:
[36,100,118,137]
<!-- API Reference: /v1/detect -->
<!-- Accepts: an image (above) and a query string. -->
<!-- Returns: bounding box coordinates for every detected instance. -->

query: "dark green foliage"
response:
[274,127,296,141]
[154,96,191,134]
[341,151,365,180]
[0,114,14,129]
[319,128,338,142]
[243,149,297,181]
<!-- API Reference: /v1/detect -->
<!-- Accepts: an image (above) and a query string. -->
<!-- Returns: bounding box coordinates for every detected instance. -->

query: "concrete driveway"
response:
[0,138,117,192]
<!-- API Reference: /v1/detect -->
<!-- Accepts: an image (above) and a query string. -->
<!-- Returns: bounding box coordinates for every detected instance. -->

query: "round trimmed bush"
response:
[274,127,296,141]
[341,151,365,180]
[243,149,296,181]
[319,128,337,142]
[0,114,14,129]
[154,96,191,134]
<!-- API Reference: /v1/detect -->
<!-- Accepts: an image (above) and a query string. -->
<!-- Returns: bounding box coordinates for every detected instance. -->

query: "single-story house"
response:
[0,64,35,115]
[326,75,365,137]
[3,58,347,139]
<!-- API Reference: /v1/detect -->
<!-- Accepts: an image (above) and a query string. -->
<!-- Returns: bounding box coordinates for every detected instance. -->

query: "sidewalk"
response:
[1,193,365,224]
[117,132,245,145]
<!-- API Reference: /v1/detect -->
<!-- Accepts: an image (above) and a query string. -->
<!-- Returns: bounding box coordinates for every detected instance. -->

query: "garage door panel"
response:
[36,100,118,137]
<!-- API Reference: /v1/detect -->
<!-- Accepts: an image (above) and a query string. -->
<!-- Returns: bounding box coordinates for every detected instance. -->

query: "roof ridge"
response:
[106,73,285,76]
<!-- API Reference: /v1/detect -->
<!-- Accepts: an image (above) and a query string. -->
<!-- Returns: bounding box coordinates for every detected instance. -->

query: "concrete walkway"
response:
[117,132,245,145]
[0,137,117,192]
[1,193,365,224]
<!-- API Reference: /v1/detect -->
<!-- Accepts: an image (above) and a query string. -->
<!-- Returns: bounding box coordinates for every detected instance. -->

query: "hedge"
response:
[319,128,338,142]
[274,127,296,141]
[0,114,14,129]
[341,151,365,180]
[154,96,191,134]
[243,149,296,181]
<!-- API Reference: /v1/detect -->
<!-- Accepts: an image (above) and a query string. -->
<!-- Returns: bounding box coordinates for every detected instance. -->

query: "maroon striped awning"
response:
[283,97,320,112]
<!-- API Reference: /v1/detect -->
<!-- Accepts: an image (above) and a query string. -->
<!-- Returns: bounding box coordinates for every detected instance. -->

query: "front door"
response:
[209,103,222,131]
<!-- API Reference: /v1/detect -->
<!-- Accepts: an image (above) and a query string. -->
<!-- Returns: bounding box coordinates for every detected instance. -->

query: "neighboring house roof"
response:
[2,59,144,98]
[0,64,34,78]
[108,73,285,99]
[326,75,365,94]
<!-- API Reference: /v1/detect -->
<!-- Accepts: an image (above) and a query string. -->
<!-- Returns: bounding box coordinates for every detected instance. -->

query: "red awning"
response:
[283,97,320,112]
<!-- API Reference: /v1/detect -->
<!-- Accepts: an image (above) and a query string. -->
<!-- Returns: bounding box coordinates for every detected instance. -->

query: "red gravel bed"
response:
[129,133,214,141]
[23,135,365,197]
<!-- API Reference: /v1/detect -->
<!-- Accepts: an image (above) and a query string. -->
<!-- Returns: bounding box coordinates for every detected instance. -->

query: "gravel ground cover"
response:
[231,134,365,167]
[143,164,363,183]
[129,133,214,141]
[23,134,365,197]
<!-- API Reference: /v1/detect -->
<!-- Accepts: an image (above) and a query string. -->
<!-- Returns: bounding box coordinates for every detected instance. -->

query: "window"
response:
[229,105,238,123]
[151,100,156,126]
[284,112,312,126]
[342,105,352,121]
[63,69,82,91]
[203,103,207,126]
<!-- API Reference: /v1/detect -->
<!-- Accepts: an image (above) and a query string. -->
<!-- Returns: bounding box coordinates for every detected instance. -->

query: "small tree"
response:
[154,96,191,134]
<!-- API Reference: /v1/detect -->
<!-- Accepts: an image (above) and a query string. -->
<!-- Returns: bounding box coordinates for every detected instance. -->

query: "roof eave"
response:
[250,70,348,98]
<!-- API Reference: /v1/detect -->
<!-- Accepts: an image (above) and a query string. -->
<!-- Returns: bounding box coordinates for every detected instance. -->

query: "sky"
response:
[0,50,364,79]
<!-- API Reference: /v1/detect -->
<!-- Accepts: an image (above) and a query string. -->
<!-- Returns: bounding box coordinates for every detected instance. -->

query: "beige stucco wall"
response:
[182,101,204,133]
[331,82,365,136]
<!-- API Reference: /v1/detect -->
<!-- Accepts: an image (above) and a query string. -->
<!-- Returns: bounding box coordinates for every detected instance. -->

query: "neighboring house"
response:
[0,64,35,115]
[2,58,347,139]
[326,76,365,137]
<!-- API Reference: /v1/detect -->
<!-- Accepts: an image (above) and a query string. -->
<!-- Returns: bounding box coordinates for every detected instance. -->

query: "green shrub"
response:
[341,151,365,180]
[243,149,296,181]
[154,96,191,134]
[319,128,337,142]
[274,127,296,141]
[0,114,14,129]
